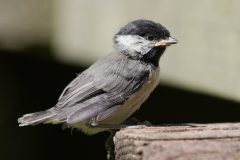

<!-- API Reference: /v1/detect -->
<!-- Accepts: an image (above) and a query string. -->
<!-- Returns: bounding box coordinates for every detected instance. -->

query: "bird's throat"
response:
[141,47,166,67]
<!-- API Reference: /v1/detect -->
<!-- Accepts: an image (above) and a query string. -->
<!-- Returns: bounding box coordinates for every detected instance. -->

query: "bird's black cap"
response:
[116,19,170,40]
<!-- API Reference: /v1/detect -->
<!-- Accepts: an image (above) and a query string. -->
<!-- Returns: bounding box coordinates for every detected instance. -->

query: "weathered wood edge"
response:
[114,123,240,160]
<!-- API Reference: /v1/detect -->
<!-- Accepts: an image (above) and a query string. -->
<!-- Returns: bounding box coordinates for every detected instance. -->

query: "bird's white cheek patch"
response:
[115,35,153,54]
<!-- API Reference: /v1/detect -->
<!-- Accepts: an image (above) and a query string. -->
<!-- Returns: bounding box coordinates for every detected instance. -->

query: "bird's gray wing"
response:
[54,53,151,124]
[56,69,106,108]
[95,104,121,122]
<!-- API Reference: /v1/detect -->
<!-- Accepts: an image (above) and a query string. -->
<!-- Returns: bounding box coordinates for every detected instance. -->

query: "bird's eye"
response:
[146,35,154,41]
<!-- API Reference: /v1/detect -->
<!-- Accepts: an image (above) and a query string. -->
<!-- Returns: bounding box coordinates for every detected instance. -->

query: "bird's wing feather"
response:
[56,69,107,108]
[56,81,103,108]
[55,53,151,123]
[58,75,80,101]
[95,105,121,122]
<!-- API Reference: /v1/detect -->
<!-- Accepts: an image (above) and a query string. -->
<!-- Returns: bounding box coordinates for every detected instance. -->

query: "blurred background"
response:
[1,0,240,160]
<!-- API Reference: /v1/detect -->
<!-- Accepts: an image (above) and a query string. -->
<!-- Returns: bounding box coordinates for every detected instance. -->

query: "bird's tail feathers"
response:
[18,110,56,127]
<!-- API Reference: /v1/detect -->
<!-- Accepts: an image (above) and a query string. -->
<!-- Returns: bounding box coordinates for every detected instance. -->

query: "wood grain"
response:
[114,123,240,160]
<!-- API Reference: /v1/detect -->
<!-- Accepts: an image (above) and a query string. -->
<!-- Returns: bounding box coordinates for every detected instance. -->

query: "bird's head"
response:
[113,19,177,66]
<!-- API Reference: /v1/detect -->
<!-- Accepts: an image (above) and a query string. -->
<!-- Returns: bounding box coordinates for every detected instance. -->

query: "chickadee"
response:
[18,19,177,135]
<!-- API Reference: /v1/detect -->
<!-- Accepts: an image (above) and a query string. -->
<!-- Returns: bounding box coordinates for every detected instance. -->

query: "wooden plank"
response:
[114,123,240,160]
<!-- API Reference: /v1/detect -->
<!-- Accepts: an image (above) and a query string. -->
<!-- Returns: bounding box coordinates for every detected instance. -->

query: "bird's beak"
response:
[154,37,178,47]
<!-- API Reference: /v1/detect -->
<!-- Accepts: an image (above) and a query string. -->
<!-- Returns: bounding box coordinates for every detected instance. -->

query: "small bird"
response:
[18,19,177,135]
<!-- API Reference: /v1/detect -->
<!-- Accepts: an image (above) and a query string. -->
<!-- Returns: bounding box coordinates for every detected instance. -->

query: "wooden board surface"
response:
[114,123,240,160]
